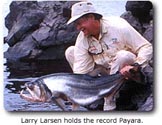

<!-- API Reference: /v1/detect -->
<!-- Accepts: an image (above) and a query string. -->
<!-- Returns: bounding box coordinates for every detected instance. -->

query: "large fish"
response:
[20,72,125,111]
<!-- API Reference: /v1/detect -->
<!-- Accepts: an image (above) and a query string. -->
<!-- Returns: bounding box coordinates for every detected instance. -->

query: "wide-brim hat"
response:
[67,1,102,25]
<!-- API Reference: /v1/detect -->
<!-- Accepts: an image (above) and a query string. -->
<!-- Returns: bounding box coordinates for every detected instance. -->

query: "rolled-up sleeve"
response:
[73,32,95,74]
[122,19,153,67]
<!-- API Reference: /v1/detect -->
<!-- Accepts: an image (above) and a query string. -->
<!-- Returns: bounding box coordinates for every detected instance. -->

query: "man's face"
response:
[74,15,96,36]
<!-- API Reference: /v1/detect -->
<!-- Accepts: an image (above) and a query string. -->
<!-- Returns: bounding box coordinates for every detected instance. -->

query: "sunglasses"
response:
[88,40,108,55]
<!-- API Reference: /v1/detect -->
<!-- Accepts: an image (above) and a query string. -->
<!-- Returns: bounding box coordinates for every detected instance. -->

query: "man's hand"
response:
[120,63,144,83]
[120,65,134,79]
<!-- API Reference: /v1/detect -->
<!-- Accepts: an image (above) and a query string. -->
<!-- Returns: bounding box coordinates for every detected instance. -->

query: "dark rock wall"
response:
[4,1,153,62]
[4,1,79,61]
[121,1,153,44]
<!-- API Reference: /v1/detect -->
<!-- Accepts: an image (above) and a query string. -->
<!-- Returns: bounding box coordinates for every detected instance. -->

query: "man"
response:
[65,1,153,111]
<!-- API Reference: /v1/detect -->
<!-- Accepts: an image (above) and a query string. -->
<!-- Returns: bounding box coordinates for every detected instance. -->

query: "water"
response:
[3,0,127,111]
[90,0,126,17]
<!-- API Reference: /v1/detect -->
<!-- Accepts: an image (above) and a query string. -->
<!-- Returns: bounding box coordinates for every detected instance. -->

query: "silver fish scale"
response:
[41,73,124,106]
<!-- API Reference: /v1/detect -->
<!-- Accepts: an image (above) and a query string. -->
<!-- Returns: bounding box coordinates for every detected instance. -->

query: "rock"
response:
[142,65,153,85]
[4,1,78,61]
[5,1,39,30]
[121,1,153,44]
[5,10,46,47]
[143,25,153,43]
[4,35,36,61]
[37,45,67,60]
[138,94,153,111]
[32,26,51,43]
[121,11,143,34]
[125,1,153,23]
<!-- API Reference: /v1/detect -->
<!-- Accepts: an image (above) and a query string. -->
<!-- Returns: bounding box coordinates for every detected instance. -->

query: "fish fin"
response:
[51,97,67,111]
[72,103,80,111]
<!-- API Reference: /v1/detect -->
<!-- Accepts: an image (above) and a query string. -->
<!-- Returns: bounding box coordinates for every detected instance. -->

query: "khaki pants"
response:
[65,46,136,111]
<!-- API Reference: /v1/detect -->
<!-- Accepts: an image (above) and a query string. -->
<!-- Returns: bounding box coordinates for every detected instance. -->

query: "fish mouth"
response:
[20,84,42,102]
[20,83,67,111]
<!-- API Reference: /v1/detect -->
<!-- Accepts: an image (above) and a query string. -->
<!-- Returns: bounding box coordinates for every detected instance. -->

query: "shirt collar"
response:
[100,19,108,34]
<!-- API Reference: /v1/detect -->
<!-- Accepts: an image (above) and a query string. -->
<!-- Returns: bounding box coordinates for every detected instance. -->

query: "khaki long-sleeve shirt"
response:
[73,17,153,74]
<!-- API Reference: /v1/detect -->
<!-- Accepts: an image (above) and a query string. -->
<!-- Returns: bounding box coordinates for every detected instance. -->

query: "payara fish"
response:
[20,72,125,111]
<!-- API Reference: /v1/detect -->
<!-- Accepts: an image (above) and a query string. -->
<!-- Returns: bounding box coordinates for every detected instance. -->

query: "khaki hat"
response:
[67,1,102,25]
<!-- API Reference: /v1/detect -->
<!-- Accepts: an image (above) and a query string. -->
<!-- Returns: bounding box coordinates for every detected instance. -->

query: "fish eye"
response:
[27,83,34,90]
